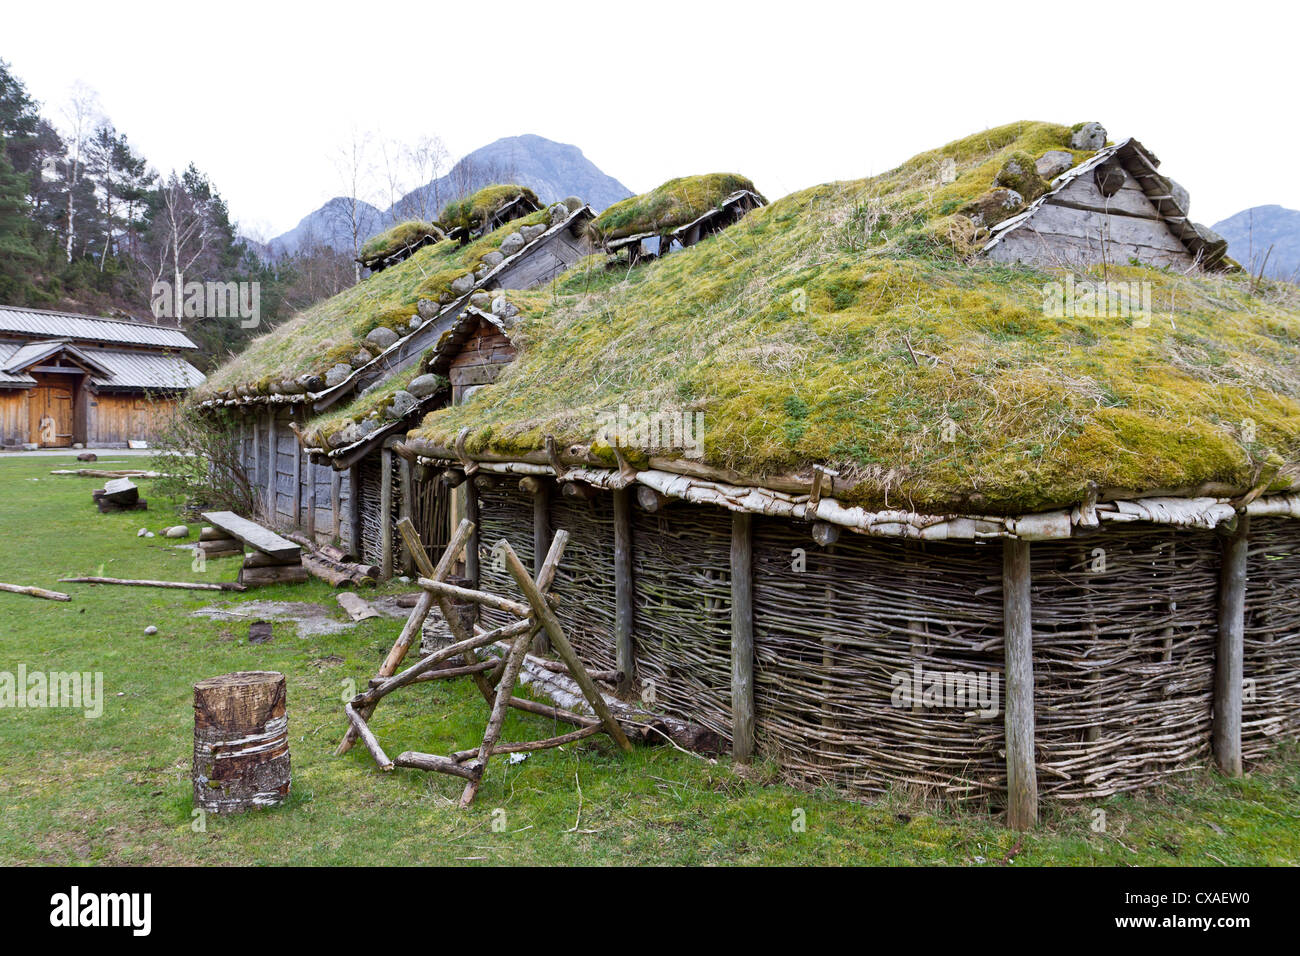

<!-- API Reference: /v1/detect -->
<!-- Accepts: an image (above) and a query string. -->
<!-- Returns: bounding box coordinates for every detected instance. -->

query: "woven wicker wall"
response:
[476,481,535,630]
[752,519,1005,802]
[467,480,1300,804]
[1244,520,1300,757]
[631,506,733,740]
[1030,527,1219,799]
[548,492,618,671]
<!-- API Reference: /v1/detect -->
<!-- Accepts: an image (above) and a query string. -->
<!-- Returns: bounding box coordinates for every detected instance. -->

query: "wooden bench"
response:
[201,512,306,587]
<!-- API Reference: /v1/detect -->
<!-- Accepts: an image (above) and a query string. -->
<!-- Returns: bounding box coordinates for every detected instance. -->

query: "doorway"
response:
[29,383,74,447]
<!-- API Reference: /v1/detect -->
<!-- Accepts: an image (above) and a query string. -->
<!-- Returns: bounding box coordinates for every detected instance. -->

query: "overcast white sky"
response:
[5,0,1295,238]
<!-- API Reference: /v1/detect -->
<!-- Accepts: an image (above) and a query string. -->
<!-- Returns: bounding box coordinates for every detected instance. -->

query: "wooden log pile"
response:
[201,511,308,588]
[198,525,244,560]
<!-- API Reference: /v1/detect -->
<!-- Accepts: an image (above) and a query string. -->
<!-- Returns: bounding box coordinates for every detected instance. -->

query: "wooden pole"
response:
[1002,538,1037,830]
[613,487,635,692]
[331,470,342,538]
[292,411,302,527]
[399,455,414,575]
[1214,513,1249,777]
[730,512,755,762]
[533,477,552,654]
[380,447,394,580]
[347,465,360,559]
[465,476,480,585]
[265,411,277,520]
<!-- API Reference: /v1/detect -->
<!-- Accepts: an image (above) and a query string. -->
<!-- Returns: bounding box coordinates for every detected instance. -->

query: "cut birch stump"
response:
[0,581,71,601]
[192,671,290,814]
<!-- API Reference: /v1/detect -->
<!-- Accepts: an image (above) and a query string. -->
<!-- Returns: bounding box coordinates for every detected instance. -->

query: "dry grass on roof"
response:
[440,184,540,233]
[359,220,442,262]
[410,121,1300,515]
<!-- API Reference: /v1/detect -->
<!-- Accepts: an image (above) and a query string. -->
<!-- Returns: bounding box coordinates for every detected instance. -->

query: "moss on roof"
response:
[409,121,1300,515]
[590,173,762,243]
[359,220,442,263]
[199,210,547,398]
[303,362,446,448]
[440,184,540,234]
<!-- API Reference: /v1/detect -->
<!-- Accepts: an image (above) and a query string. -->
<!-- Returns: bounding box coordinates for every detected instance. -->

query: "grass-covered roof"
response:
[199,209,548,398]
[409,121,1300,515]
[590,173,762,243]
[440,184,540,234]
[359,220,443,263]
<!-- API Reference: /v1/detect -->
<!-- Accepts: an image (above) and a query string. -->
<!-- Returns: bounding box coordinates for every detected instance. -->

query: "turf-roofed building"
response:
[203,124,1300,823]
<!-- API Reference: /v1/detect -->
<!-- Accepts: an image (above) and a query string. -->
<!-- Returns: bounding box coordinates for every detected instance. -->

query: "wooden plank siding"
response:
[449,322,517,404]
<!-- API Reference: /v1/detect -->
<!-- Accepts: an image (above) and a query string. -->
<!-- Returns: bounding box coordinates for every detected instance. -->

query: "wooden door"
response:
[29,385,73,447]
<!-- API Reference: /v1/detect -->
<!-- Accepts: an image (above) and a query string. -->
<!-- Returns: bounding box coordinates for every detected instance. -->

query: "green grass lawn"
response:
[0,453,1296,865]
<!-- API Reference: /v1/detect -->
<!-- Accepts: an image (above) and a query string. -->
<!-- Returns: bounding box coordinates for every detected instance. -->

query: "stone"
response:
[480,250,504,269]
[296,373,323,393]
[408,315,423,331]
[1169,179,1190,215]
[416,297,439,319]
[1035,150,1073,180]
[351,348,373,368]
[365,326,400,351]
[491,296,519,319]
[1070,122,1107,151]
[407,373,441,398]
[994,153,1048,203]
[469,292,492,309]
[548,203,569,225]
[325,364,353,388]
[145,532,155,538]
[137,528,147,537]
[331,423,362,448]
[77,452,97,462]
[563,195,584,212]
[72,442,84,449]
[498,232,525,257]
[144,626,158,635]
[450,272,477,295]
[385,390,418,420]
[521,223,547,243]
[960,188,1024,228]
[356,417,380,437]
[164,525,190,539]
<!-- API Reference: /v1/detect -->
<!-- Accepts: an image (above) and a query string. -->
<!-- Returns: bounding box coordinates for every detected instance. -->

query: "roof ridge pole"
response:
[1213,513,1249,777]
[1002,537,1037,829]
[730,511,755,763]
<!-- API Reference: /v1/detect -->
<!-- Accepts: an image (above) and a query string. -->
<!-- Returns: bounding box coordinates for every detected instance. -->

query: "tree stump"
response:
[192,671,290,814]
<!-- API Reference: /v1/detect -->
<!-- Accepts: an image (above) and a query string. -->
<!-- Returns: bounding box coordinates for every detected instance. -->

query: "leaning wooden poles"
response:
[337,520,632,806]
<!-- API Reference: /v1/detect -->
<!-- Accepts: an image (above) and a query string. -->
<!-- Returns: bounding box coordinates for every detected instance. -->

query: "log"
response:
[380,446,394,580]
[0,581,71,601]
[238,564,309,587]
[192,671,290,813]
[419,577,531,618]
[1003,538,1037,830]
[614,487,635,692]
[1213,515,1248,777]
[635,485,669,512]
[302,553,373,588]
[60,576,245,592]
[394,751,479,780]
[338,592,380,622]
[200,526,227,542]
[242,550,302,568]
[450,723,603,762]
[730,512,755,762]
[200,511,301,561]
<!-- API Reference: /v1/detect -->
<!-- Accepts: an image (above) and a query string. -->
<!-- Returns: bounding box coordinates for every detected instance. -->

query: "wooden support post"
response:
[1002,538,1037,830]
[1214,513,1249,777]
[399,456,414,575]
[730,512,755,762]
[380,446,394,580]
[613,488,635,695]
[331,469,342,538]
[292,411,302,527]
[265,412,277,520]
[306,461,317,540]
[251,417,260,518]
[465,477,480,586]
[533,477,552,654]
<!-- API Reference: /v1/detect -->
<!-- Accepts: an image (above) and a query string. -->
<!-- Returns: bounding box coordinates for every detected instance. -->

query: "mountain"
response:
[266,196,386,257]
[1212,205,1300,281]
[267,135,632,257]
